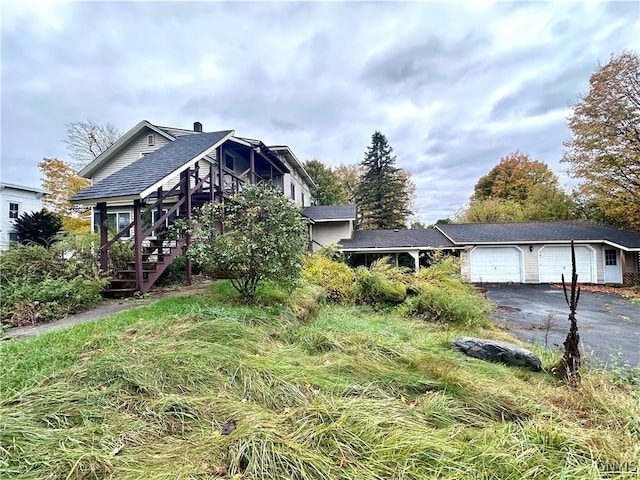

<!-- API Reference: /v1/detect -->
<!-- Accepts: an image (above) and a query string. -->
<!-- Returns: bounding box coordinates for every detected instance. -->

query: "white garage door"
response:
[539,246,594,283]
[470,247,522,283]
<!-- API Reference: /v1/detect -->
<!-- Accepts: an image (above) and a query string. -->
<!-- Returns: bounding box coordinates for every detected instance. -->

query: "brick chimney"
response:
[193,121,203,132]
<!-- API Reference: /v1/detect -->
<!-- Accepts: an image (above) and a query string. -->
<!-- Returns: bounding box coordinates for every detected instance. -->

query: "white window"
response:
[147,134,155,146]
[152,210,169,237]
[9,202,19,219]
[94,211,131,238]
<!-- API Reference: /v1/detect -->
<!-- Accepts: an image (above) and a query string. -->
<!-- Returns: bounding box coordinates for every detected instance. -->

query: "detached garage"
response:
[539,245,595,283]
[469,247,523,283]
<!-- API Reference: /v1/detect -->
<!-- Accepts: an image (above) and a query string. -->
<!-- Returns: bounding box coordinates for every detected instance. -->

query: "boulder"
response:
[452,337,542,372]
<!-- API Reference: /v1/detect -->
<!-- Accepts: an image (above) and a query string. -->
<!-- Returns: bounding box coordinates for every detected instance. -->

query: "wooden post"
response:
[133,200,143,292]
[249,148,256,185]
[156,187,163,234]
[185,167,192,285]
[98,202,108,272]
[217,146,224,201]
[620,251,627,285]
[210,162,216,203]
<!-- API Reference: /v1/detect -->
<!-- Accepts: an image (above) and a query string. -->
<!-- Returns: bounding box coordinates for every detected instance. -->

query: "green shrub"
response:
[352,258,407,305]
[0,237,110,325]
[399,257,493,327]
[301,255,355,303]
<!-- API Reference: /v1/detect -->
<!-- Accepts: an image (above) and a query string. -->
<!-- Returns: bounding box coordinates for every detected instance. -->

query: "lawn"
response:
[1,282,638,479]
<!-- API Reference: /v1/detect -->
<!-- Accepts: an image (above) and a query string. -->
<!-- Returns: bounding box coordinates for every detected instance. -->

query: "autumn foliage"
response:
[562,51,640,231]
[39,158,91,232]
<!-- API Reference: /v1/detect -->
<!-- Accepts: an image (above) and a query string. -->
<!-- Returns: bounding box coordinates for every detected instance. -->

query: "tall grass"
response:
[1,282,638,479]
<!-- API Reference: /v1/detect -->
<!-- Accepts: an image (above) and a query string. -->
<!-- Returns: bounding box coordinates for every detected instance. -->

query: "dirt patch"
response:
[496,305,521,313]
[550,283,639,298]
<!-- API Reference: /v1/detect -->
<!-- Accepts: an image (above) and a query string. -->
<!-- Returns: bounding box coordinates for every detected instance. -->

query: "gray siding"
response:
[94,128,172,183]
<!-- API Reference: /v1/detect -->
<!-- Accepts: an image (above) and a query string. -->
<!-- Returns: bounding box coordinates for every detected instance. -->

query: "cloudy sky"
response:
[1,1,638,224]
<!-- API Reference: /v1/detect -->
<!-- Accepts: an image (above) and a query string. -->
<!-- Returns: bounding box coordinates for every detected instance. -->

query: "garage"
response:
[470,247,522,283]
[539,246,594,283]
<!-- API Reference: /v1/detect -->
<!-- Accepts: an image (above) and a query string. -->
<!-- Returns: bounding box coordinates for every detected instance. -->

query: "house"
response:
[0,183,47,250]
[302,205,357,252]
[338,220,640,286]
[70,120,316,295]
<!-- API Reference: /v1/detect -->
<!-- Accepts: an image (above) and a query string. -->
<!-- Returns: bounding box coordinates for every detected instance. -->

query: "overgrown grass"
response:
[1,282,638,479]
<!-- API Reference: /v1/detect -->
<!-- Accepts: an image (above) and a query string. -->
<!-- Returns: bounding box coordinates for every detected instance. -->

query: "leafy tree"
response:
[13,209,63,247]
[39,158,91,232]
[457,151,574,223]
[562,51,640,231]
[183,184,308,298]
[473,151,562,202]
[355,131,412,229]
[303,159,348,205]
[455,198,525,223]
[333,164,363,204]
[64,120,121,170]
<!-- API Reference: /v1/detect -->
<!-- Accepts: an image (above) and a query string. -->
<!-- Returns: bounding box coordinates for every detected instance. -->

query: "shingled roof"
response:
[436,221,640,249]
[339,229,455,249]
[71,130,233,203]
[302,205,356,222]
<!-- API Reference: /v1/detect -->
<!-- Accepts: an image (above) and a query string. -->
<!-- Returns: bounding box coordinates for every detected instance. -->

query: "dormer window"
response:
[147,134,155,146]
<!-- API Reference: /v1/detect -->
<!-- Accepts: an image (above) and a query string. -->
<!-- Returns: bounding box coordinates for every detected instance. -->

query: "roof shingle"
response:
[71,130,232,202]
[339,229,454,249]
[436,221,640,249]
[302,205,356,221]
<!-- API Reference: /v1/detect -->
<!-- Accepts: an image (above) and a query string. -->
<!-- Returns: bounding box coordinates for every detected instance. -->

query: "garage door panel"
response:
[470,247,522,283]
[539,246,593,283]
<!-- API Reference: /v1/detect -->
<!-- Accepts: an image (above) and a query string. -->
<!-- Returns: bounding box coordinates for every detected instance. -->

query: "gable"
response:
[71,130,234,203]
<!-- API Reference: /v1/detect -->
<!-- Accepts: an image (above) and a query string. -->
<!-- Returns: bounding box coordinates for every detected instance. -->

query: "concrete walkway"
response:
[2,282,214,341]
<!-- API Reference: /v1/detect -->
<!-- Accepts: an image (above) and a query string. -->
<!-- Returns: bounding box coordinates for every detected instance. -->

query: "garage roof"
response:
[436,221,640,249]
[339,229,455,249]
[303,205,356,222]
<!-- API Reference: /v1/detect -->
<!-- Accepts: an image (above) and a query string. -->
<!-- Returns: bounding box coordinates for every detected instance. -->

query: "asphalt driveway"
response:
[486,284,639,368]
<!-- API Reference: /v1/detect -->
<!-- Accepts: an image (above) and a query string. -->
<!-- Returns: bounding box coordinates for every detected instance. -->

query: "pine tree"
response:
[355,131,412,229]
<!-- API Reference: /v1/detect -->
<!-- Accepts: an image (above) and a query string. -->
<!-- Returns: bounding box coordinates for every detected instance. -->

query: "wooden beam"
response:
[133,200,143,291]
[98,202,108,272]
[250,148,256,185]
[217,146,224,201]
[185,166,192,286]
[210,162,216,203]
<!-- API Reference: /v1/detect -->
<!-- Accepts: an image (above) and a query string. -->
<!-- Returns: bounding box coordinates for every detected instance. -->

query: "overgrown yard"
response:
[1,282,638,479]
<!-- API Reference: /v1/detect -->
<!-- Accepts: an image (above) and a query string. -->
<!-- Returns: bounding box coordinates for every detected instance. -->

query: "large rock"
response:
[452,337,542,372]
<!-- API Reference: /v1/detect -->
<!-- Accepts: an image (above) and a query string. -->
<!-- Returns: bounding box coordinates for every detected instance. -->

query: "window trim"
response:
[290,183,296,201]
[8,202,19,219]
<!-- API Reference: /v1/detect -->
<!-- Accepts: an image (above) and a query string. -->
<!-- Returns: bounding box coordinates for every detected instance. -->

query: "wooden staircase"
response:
[97,164,249,297]
[104,236,186,297]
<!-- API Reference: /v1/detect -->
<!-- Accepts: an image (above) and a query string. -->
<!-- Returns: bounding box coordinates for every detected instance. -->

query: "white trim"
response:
[538,244,596,284]
[78,120,176,178]
[469,245,524,283]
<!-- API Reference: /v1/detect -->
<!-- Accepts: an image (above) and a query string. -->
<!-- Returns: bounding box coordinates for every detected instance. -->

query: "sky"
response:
[1,1,638,225]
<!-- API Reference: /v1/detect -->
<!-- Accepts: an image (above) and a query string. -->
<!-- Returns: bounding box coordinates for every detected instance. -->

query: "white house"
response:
[0,183,47,250]
[70,120,316,295]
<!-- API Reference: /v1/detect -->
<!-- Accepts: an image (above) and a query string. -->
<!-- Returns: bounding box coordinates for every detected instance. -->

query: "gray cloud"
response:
[1,1,637,225]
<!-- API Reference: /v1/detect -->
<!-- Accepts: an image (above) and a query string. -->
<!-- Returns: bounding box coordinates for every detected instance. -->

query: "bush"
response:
[0,237,109,325]
[352,258,408,305]
[301,255,355,303]
[399,257,493,327]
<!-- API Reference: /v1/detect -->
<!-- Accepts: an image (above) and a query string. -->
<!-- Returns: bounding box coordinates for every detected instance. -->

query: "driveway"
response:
[486,284,640,368]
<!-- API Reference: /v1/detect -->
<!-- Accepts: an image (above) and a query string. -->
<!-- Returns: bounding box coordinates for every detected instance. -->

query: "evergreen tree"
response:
[355,131,412,229]
[13,209,63,247]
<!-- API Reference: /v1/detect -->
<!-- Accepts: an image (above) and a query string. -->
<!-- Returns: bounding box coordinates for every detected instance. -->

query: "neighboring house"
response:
[302,205,357,252]
[0,183,47,250]
[70,120,315,295]
[338,221,640,286]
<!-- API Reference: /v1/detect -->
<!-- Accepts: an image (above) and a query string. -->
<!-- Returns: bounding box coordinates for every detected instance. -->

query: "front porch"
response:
[71,132,291,296]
